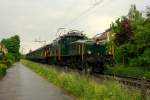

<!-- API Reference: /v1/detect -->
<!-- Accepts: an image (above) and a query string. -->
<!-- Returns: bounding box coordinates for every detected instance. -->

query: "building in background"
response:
[93,29,115,55]
[93,29,111,44]
[0,43,8,55]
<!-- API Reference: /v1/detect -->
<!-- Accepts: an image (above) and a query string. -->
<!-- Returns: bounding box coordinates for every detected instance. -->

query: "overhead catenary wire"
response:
[62,0,104,27]
[55,0,109,39]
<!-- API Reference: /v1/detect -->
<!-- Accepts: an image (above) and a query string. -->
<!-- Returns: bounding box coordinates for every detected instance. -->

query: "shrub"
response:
[106,64,150,79]
[2,59,13,67]
[1,53,15,66]
[0,64,7,76]
[12,53,21,61]
[4,53,15,62]
[128,47,150,68]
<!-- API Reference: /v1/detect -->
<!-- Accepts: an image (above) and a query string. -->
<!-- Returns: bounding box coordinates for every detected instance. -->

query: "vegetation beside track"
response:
[21,59,141,100]
[106,65,150,79]
[107,5,150,79]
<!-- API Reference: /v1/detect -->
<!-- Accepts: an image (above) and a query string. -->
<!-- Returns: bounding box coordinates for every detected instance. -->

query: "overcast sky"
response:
[0,0,149,54]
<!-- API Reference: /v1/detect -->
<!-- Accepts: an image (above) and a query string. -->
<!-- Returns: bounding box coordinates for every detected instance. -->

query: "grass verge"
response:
[21,60,141,100]
[106,64,150,79]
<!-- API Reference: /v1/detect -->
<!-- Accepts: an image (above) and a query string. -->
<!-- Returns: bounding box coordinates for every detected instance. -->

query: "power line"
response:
[54,0,107,40]
[33,37,47,46]
[62,0,104,27]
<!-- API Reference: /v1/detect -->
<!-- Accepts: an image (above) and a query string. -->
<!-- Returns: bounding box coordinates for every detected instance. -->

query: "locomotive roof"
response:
[59,30,86,39]
[71,39,95,44]
[51,30,86,43]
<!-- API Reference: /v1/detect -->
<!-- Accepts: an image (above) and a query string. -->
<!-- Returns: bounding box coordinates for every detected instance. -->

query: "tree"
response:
[111,17,133,45]
[1,35,20,61]
[128,5,144,29]
[146,7,150,20]
[110,5,150,67]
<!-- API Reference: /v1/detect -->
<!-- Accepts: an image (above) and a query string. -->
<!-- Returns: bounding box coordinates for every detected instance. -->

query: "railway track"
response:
[93,74,150,89]
[92,74,150,100]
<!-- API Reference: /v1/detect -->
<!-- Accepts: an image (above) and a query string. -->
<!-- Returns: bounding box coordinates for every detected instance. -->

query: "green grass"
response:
[106,64,150,79]
[0,64,7,76]
[21,60,141,100]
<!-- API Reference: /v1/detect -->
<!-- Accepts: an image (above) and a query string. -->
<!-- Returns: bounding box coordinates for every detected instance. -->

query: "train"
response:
[26,30,113,73]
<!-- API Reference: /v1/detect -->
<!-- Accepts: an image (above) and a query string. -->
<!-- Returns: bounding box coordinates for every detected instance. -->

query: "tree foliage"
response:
[146,7,150,20]
[128,5,145,29]
[111,17,133,45]
[1,35,20,61]
[110,5,150,68]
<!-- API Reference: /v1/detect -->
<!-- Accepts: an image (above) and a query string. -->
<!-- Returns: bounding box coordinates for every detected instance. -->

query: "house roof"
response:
[94,28,111,43]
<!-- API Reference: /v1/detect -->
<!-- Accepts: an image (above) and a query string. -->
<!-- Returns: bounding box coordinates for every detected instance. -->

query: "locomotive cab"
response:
[71,39,107,73]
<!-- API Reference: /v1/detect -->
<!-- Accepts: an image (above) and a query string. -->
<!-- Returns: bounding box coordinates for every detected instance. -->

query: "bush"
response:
[0,64,7,76]
[128,47,150,68]
[1,53,15,66]
[12,53,21,61]
[2,59,13,67]
[0,52,4,60]
[114,43,136,63]
[138,48,150,67]
[106,64,150,79]
[4,53,15,62]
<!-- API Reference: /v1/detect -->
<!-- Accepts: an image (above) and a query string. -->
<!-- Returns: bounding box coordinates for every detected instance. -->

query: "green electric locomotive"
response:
[26,30,109,73]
